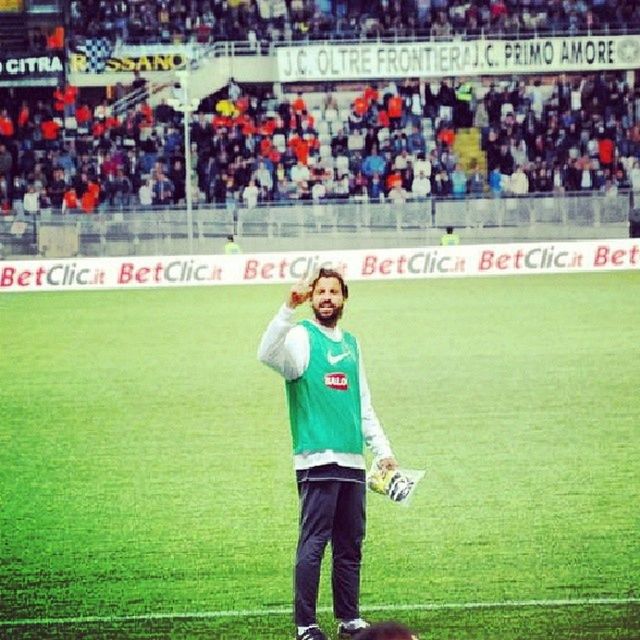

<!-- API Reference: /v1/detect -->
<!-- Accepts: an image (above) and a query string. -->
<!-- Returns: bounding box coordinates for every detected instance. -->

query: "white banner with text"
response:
[276,35,640,81]
[1,240,638,294]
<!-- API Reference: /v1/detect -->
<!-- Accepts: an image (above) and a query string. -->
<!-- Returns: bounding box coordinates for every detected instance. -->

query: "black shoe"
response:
[337,620,370,638]
[297,626,328,640]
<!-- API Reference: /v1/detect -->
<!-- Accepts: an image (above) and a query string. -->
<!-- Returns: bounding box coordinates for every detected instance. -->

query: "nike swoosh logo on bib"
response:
[327,352,349,365]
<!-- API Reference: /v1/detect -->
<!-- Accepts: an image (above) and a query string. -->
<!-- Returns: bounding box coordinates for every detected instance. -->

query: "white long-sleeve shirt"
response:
[258,304,393,471]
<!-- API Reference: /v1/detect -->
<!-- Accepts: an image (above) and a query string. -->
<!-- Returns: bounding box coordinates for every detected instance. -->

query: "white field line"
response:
[1,597,639,627]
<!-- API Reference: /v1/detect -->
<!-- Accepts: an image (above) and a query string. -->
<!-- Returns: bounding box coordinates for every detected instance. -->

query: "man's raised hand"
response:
[287,280,312,309]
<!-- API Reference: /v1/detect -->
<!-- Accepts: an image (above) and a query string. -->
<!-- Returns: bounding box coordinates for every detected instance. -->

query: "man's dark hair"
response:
[311,267,349,299]
[353,621,416,640]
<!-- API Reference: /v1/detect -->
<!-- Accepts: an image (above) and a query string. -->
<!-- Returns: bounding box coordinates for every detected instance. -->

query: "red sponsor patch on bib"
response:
[324,372,348,390]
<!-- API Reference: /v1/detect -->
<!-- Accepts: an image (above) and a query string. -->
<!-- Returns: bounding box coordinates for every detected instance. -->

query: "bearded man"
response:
[258,268,398,640]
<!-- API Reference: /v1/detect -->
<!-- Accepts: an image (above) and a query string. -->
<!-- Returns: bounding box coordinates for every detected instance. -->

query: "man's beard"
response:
[313,302,343,327]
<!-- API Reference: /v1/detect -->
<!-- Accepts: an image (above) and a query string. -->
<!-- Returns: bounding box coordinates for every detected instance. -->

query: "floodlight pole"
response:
[173,69,197,255]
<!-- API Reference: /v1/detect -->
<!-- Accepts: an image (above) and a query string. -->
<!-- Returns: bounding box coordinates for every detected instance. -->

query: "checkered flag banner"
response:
[80,37,114,73]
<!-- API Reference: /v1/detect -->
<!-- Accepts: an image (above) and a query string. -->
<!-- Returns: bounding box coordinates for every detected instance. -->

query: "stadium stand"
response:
[0,69,638,216]
[0,0,639,225]
[68,0,640,45]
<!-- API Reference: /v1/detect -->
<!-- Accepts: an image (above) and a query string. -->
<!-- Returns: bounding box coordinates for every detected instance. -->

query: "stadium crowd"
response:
[1,70,639,216]
[68,0,640,46]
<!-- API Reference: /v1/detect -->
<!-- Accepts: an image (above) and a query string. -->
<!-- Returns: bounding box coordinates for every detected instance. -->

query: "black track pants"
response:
[294,479,366,626]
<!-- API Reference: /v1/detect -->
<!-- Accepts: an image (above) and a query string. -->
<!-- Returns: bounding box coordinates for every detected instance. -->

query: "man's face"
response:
[311,276,345,327]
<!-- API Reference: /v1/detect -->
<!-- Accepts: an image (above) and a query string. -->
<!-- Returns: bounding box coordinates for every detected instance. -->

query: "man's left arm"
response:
[358,346,397,471]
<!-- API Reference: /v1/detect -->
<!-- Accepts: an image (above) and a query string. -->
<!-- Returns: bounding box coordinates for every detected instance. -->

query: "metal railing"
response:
[69,24,640,52]
[0,191,632,259]
[195,27,640,60]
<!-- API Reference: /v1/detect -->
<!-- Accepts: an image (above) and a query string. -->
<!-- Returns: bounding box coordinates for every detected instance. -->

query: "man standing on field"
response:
[258,268,398,640]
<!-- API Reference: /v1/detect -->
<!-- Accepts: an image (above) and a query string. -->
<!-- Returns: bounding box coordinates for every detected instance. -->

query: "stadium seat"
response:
[348,133,365,152]
[339,108,351,124]
[377,128,390,145]
[324,107,338,123]
[336,155,350,177]
[318,132,332,147]
[319,144,332,159]
[316,120,330,136]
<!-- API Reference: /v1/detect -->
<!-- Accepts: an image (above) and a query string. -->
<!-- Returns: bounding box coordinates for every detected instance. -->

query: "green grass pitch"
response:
[1,272,639,639]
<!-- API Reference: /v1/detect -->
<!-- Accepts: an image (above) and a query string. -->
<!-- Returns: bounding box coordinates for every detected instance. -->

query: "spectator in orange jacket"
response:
[387,94,404,130]
[47,26,64,50]
[386,170,403,192]
[353,95,368,118]
[75,103,92,129]
[81,180,100,213]
[289,134,310,165]
[377,109,390,129]
[62,187,79,213]
[598,136,615,171]
[17,102,30,129]
[292,91,307,115]
[53,84,78,118]
[139,102,153,126]
[0,110,15,140]
[437,124,456,148]
[364,84,379,106]
[41,118,60,149]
